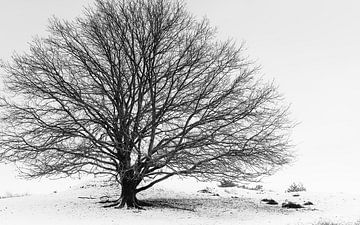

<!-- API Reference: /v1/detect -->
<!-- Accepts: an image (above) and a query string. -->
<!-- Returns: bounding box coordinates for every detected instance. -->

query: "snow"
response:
[1,178,360,225]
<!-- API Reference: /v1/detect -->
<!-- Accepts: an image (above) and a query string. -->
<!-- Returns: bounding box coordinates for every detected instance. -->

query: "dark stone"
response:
[303,201,314,206]
[261,199,278,205]
[198,189,212,194]
[293,194,300,197]
[282,201,304,209]
[266,199,278,205]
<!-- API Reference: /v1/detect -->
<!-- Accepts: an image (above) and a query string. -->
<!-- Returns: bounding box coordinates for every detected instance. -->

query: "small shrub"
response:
[286,182,306,192]
[237,184,263,190]
[218,179,237,188]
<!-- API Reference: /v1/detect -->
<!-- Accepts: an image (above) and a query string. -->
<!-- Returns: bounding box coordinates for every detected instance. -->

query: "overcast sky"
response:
[186,0,360,193]
[1,0,359,194]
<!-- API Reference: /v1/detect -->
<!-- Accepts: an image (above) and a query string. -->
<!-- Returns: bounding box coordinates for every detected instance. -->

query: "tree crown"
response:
[0,0,293,189]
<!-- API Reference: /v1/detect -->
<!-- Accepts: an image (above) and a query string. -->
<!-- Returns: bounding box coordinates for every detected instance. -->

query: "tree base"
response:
[99,197,153,209]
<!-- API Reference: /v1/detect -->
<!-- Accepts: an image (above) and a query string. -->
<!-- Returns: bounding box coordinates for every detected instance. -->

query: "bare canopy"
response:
[0,0,293,208]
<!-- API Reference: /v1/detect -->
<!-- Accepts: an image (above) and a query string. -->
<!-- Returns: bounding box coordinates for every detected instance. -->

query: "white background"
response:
[0,0,359,194]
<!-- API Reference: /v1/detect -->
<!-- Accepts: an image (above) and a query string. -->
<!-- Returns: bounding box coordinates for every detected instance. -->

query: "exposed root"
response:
[99,196,196,211]
[99,196,149,209]
[98,198,120,204]
[98,197,122,208]
[104,201,121,208]
[78,196,97,199]
[115,202,144,210]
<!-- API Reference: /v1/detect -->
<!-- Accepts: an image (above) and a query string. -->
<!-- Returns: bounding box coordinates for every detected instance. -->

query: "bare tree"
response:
[0,0,293,208]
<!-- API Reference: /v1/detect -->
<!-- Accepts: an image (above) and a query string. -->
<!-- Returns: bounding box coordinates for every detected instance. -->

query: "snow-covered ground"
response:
[0,178,360,225]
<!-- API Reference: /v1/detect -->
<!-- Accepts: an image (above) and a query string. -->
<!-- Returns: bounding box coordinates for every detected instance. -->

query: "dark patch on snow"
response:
[303,201,314,206]
[282,201,304,209]
[261,199,278,205]
[198,189,212,194]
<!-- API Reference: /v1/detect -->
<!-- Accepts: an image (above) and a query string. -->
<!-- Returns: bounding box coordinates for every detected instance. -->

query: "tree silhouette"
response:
[0,0,293,208]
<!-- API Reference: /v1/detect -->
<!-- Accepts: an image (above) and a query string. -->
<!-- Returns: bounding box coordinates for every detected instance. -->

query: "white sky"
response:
[1,0,360,194]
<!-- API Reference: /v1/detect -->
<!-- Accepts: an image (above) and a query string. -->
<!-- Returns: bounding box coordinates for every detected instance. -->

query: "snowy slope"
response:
[1,178,360,225]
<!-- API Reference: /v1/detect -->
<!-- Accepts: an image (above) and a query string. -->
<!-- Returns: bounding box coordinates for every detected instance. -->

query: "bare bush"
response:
[218,179,237,188]
[286,182,306,192]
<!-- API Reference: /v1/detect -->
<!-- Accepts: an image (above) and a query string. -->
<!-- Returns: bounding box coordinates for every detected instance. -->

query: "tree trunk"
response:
[100,170,141,208]
[118,177,138,208]
[100,170,153,209]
